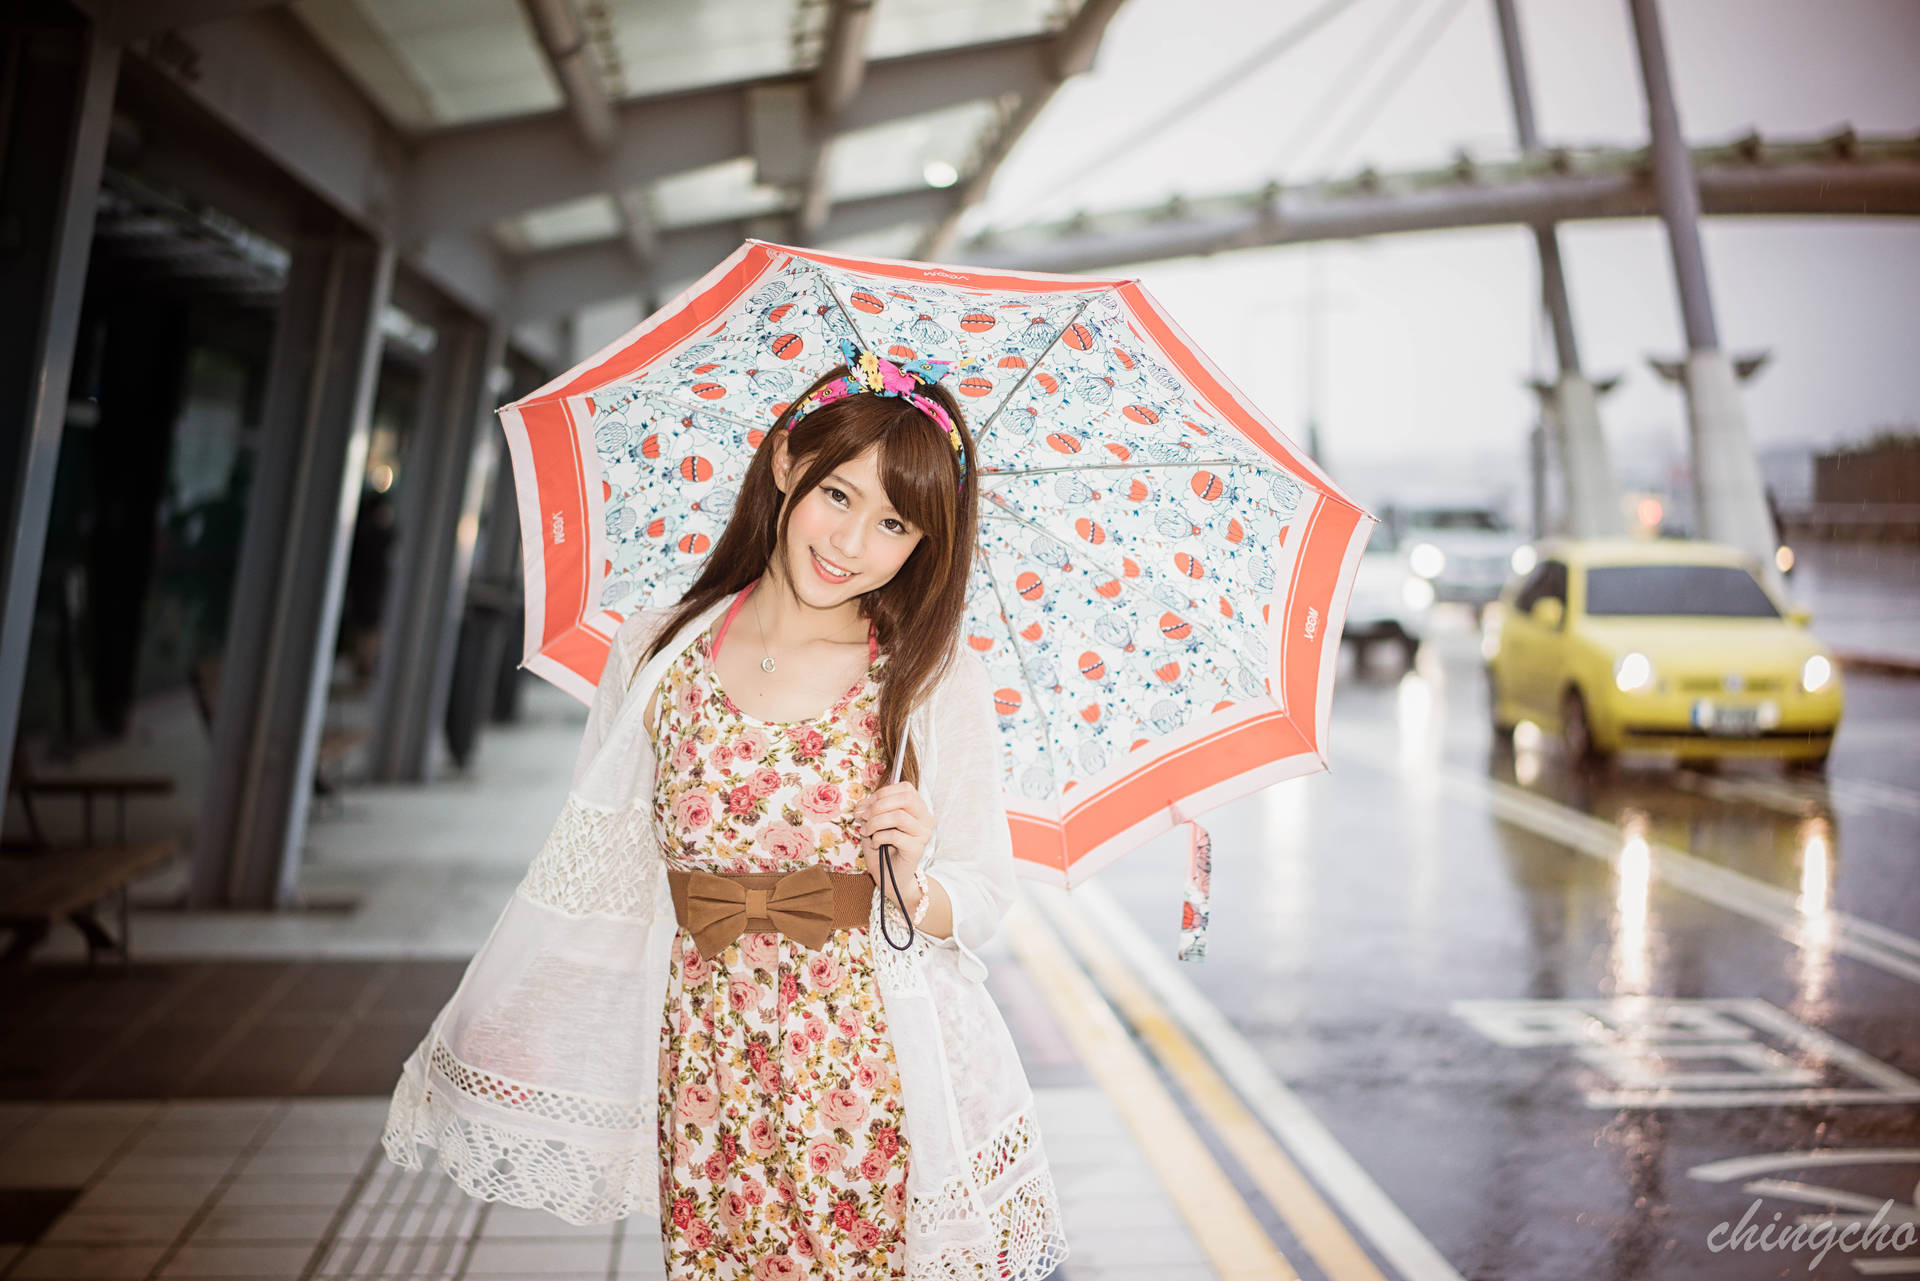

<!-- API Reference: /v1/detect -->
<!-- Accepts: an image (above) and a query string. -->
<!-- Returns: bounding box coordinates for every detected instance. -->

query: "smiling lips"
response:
[811,548,854,583]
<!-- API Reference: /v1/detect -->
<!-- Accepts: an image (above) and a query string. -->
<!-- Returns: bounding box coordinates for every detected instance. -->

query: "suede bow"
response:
[683,866,838,957]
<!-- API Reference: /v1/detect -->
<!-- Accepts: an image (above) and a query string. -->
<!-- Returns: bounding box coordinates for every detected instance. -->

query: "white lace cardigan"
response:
[381,596,1068,1279]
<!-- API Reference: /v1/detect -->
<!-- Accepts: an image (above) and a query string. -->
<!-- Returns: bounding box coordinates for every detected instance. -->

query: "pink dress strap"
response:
[711,582,753,663]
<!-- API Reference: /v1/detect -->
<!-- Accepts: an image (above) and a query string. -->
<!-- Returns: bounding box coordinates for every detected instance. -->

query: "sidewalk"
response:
[0,681,1220,1280]
[1789,540,1920,675]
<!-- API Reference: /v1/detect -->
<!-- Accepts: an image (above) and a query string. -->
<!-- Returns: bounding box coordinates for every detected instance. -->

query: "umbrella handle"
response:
[877,726,916,952]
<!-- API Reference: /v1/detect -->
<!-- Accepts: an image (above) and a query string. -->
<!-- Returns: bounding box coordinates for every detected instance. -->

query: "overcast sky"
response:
[965,0,1920,506]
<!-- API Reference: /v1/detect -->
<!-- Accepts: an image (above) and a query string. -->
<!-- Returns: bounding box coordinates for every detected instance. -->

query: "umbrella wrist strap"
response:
[878,845,916,951]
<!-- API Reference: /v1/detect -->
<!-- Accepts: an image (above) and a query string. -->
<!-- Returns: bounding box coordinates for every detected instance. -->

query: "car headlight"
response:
[1409,542,1446,579]
[1510,544,1537,576]
[1402,576,1436,611]
[1801,654,1832,693]
[1613,651,1655,693]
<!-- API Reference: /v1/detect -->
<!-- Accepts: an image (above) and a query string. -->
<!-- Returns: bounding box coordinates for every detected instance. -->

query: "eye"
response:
[824,485,911,536]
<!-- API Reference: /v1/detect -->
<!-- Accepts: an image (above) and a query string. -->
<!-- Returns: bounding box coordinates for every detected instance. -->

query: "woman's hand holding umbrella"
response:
[854,782,944,945]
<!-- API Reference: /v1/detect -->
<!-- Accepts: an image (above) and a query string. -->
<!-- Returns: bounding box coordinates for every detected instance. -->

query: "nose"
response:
[833,513,866,561]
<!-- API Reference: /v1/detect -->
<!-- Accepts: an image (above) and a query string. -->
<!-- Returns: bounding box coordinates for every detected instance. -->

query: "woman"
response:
[383,344,1067,1281]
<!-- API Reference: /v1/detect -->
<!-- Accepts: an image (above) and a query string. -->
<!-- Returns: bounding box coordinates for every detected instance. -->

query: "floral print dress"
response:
[650,603,911,1279]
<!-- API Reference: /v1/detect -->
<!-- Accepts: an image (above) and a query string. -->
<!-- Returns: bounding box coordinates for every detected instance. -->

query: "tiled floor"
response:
[0,1088,1195,1280]
[0,962,467,1102]
[0,681,1215,1279]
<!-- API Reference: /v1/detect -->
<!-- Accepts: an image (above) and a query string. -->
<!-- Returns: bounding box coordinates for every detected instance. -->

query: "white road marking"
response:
[1339,736,1920,987]
[1451,998,1920,1109]
[1064,880,1469,1281]
[1672,767,1920,819]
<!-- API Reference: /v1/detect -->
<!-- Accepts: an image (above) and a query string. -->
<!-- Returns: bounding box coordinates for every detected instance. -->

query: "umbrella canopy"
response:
[499,240,1375,956]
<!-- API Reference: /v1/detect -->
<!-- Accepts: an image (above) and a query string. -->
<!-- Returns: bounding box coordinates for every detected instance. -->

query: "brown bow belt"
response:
[667,866,875,958]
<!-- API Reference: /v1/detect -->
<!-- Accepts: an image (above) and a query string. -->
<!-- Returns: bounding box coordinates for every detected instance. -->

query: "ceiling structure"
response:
[282,0,1123,318]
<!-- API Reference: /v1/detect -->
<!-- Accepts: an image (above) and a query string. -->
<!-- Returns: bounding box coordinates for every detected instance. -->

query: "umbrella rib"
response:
[977,292,1102,442]
[979,495,1249,660]
[981,456,1269,481]
[651,393,773,434]
[815,271,869,355]
[974,544,1074,817]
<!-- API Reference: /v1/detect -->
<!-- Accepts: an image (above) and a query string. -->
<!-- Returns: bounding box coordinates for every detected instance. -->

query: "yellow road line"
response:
[1031,890,1393,1281]
[1004,898,1300,1281]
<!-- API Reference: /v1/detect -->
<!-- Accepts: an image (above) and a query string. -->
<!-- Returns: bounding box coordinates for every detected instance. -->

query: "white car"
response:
[1388,501,1530,617]
[1341,521,1431,670]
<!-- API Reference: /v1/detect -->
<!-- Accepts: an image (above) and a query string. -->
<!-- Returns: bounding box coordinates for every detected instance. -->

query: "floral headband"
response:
[784,337,969,485]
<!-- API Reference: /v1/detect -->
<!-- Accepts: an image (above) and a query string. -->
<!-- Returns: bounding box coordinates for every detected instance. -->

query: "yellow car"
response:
[1482,538,1843,770]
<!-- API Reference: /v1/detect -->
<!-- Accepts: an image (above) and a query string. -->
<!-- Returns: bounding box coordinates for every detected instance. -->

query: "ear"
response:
[770,429,791,496]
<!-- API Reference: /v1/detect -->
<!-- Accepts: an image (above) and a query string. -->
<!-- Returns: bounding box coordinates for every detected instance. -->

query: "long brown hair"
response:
[638,363,979,788]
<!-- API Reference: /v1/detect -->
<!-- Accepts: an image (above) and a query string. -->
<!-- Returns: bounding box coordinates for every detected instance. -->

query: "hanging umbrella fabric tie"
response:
[785,337,973,485]
[1170,800,1214,963]
[667,866,876,959]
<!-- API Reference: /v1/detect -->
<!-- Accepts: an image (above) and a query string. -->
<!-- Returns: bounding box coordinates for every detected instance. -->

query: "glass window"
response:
[1406,507,1508,532]
[1513,560,1566,613]
[1583,565,1779,618]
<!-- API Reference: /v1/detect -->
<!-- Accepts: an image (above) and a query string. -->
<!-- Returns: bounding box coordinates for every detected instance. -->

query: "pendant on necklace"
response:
[761,657,777,674]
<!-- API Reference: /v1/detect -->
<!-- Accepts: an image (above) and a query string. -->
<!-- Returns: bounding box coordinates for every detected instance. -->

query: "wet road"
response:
[1073,608,1920,1280]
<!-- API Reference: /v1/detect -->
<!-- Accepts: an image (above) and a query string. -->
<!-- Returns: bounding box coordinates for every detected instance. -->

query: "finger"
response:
[860,811,921,840]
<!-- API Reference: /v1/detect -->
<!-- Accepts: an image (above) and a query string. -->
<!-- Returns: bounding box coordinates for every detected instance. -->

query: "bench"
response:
[0,838,181,968]
[3,758,182,969]
[191,656,369,796]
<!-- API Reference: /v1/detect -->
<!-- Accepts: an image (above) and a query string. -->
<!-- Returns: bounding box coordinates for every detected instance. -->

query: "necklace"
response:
[751,580,777,673]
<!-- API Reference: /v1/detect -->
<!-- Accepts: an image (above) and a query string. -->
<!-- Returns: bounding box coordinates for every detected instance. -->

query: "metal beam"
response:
[519,0,657,293]
[0,14,120,810]
[509,186,953,320]
[795,0,875,242]
[1628,0,1777,586]
[119,10,528,341]
[367,316,501,781]
[917,0,1130,259]
[956,134,1920,273]
[191,232,396,908]
[104,0,289,41]
[1495,0,1619,539]
[520,0,613,150]
[403,34,1055,240]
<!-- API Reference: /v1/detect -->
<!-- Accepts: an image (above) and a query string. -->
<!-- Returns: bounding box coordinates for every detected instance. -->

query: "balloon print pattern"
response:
[574,251,1318,810]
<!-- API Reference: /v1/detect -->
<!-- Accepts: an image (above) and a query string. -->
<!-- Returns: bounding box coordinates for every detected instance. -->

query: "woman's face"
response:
[772,438,925,608]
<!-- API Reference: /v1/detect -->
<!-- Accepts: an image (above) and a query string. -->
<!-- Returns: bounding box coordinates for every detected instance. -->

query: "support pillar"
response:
[367,316,505,781]
[1494,0,1621,537]
[1627,0,1780,584]
[190,232,395,909]
[0,5,118,797]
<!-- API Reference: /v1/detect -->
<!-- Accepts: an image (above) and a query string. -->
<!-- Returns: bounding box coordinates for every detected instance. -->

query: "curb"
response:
[1835,649,1920,678]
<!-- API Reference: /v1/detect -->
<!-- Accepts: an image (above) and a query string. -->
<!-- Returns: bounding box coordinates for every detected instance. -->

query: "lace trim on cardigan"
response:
[869,876,935,995]
[381,1039,658,1226]
[518,796,658,918]
[423,1040,650,1132]
[907,1150,1068,1281]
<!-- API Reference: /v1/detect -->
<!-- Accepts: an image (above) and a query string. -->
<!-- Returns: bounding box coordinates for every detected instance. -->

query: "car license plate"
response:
[1693,701,1761,736]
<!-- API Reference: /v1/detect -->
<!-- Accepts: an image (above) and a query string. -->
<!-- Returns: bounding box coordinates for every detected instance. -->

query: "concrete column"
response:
[1627,0,1780,584]
[1494,0,1621,537]
[0,6,118,796]
[190,232,395,909]
[367,316,505,781]
[1553,373,1622,536]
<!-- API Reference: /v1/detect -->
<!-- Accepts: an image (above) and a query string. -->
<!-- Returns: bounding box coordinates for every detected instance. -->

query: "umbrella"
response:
[498,239,1375,959]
